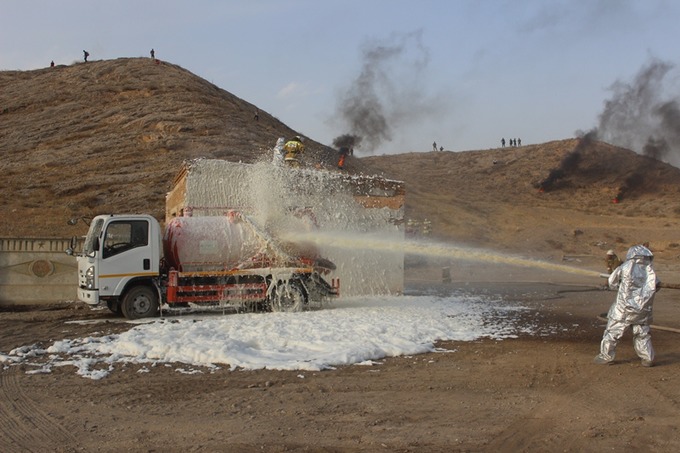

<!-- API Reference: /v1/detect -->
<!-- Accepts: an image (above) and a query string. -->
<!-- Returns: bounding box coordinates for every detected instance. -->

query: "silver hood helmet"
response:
[624,244,653,262]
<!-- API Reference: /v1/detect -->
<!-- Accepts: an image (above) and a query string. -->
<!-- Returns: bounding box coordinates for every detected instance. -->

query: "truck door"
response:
[97,219,155,296]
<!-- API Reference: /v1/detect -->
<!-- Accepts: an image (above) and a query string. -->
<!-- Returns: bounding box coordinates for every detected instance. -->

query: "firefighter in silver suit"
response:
[594,244,658,367]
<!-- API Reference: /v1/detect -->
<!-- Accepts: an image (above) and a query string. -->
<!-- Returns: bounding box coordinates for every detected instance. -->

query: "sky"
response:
[2,0,680,156]
[0,293,542,380]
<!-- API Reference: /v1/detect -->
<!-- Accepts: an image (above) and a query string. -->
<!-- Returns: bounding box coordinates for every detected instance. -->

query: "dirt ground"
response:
[2,262,680,453]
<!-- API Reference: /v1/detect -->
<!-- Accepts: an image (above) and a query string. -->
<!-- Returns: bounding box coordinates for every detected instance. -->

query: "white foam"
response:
[1,294,527,379]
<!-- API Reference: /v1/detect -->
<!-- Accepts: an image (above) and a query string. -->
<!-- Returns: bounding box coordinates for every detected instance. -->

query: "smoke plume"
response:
[538,130,596,191]
[539,60,679,197]
[332,134,362,150]
[596,59,680,168]
[333,30,443,154]
[612,171,645,203]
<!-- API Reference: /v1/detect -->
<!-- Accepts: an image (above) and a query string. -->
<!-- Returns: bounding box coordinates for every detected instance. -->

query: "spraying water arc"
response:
[282,229,602,283]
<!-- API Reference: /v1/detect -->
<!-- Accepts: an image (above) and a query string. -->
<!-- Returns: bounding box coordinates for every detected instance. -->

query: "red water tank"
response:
[163,216,265,271]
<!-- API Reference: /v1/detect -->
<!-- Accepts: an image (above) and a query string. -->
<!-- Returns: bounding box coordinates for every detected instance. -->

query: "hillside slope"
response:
[2,58,679,268]
[363,139,680,262]
[0,58,369,236]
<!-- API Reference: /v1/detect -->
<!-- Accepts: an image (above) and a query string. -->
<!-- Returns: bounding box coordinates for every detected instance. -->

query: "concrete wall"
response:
[0,238,77,305]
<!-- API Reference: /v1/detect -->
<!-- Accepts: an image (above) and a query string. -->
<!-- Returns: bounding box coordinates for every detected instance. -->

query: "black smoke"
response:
[332,30,443,154]
[332,133,361,150]
[611,139,660,202]
[643,136,669,160]
[596,59,680,168]
[538,130,596,191]
[612,171,645,203]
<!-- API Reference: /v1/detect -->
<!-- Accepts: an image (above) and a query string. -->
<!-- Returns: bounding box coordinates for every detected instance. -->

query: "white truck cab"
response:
[71,213,339,319]
[75,214,163,316]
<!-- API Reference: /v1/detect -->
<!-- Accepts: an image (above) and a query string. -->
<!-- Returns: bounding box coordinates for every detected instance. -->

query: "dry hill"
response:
[0,57,367,237]
[364,139,680,265]
[2,57,680,268]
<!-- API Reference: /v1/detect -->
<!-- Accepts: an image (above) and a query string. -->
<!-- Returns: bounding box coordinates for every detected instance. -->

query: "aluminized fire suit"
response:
[595,245,658,365]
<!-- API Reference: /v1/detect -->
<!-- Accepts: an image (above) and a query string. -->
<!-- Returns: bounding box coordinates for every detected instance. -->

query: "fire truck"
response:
[69,212,338,319]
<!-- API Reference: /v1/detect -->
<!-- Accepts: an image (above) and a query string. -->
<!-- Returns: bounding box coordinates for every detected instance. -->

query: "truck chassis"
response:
[110,268,339,319]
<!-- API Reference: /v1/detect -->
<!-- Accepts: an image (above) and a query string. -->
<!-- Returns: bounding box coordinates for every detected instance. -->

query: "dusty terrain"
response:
[364,140,680,263]
[2,268,680,452]
[0,58,372,237]
[2,58,680,452]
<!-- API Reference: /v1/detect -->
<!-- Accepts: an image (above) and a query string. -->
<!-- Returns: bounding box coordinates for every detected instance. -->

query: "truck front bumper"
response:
[78,287,100,306]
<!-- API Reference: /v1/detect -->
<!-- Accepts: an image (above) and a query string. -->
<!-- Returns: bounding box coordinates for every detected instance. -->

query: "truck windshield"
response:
[83,218,104,256]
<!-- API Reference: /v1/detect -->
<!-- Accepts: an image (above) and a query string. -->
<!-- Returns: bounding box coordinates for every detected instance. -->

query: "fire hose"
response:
[599,273,680,291]
[658,282,680,291]
[596,314,680,334]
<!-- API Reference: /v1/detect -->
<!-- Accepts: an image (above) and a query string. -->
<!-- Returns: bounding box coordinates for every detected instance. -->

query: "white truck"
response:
[69,212,338,319]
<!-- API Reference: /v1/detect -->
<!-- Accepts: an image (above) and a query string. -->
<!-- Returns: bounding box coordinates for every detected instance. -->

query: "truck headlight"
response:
[85,266,95,290]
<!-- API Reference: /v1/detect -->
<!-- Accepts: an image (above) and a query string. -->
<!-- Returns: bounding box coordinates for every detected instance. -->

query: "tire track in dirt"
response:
[481,344,604,451]
[0,367,81,452]
[483,347,680,451]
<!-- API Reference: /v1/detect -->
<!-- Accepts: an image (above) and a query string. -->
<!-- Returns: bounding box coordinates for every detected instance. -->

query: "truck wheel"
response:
[269,280,307,313]
[121,286,159,319]
[106,300,123,316]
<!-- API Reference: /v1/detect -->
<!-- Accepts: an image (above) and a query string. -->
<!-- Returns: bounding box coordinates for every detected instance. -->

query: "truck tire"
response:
[269,280,307,313]
[106,300,123,316]
[121,286,159,320]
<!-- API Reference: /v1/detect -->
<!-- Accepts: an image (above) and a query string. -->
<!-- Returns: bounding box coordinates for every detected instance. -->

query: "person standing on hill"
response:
[594,244,659,367]
[150,48,155,59]
[83,50,89,62]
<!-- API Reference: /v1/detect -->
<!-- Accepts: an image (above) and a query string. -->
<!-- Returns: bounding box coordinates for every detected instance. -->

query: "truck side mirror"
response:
[65,236,78,256]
